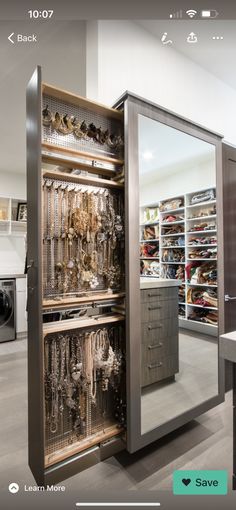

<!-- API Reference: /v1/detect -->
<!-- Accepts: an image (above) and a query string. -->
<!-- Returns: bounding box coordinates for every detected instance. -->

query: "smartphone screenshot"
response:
[1,1,236,509]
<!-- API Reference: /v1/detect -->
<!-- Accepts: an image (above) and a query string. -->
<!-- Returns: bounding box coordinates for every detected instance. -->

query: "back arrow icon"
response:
[8,32,14,44]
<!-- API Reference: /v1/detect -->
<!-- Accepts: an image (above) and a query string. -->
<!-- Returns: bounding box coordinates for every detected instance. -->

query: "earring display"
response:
[42,179,125,299]
[44,324,126,466]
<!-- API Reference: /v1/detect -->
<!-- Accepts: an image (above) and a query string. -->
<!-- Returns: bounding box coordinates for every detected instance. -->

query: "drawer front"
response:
[141,354,179,387]
[142,335,178,361]
[141,287,178,303]
[141,318,178,345]
[141,299,178,322]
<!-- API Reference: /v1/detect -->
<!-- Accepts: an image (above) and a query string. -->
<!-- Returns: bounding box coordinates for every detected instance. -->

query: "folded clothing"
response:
[161,264,185,281]
[140,260,160,276]
[188,248,217,259]
[162,225,184,235]
[190,189,215,205]
[140,243,159,258]
[162,214,184,223]
[186,262,217,286]
[189,205,216,219]
[142,207,159,224]
[179,305,186,317]
[188,222,216,232]
[160,198,184,212]
[162,236,185,247]
[162,248,185,262]
[188,236,217,246]
[143,225,159,240]
[187,288,218,308]
[188,308,218,325]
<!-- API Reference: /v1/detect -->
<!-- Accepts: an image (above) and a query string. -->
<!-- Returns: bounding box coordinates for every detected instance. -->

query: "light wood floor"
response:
[0,337,234,506]
[141,330,218,434]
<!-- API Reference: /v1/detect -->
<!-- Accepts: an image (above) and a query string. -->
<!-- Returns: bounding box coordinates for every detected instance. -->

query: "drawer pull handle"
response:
[148,306,161,311]
[148,343,163,350]
[148,324,162,330]
[148,293,161,297]
[148,362,163,369]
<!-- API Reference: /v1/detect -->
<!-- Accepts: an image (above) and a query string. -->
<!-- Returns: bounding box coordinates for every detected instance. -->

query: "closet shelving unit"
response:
[140,206,160,277]
[159,196,186,321]
[140,188,218,336]
[184,187,217,336]
[0,196,27,236]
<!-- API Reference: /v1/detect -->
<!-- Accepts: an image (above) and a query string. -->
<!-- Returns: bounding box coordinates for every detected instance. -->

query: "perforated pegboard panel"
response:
[42,94,123,160]
[44,324,125,463]
[42,177,125,299]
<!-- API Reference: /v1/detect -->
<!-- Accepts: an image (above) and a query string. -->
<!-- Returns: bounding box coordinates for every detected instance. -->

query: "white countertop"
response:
[140,277,182,289]
[220,331,236,363]
[0,274,26,279]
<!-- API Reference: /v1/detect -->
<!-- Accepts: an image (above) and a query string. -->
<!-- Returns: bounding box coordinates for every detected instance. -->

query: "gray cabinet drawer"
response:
[141,287,178,303]
[142,335,178,360]
[141,318,178,345]
[141,354,179,387]
[141,299,178,322]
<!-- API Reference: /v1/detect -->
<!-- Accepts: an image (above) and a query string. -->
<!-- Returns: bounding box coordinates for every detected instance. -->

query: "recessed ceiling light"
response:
[142,151,153,160]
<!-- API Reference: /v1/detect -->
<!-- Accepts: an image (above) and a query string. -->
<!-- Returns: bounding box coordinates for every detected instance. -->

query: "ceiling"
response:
[138,20,236,90]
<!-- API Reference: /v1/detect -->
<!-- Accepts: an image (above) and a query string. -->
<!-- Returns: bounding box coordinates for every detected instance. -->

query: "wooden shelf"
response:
[140,257,159,260]
[187,230,217,235]
[43,292,125,310]
[187,215,216,221]
[187,258,217,261]
[161,261,185,265]
[140,239,159,242]
[43,314,125,335]
[161,233,185,238]
[159,207,184,215]
[42,169,124,190]
[162,245,185,249]
[187,244,217,248]
[45,423,124,468]
[186,303,218,311]
[140,221,159,226]
[42,142,124,170]
[187,283,217,288]
[186,199,216,209]
[161,220,184,225]
[42,83,124,121]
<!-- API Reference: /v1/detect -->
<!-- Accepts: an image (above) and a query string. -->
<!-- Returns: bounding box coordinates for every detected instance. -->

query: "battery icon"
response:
[201,9,219,18]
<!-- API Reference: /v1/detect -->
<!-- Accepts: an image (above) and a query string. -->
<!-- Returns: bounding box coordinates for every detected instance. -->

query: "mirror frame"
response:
[115,92,225,453]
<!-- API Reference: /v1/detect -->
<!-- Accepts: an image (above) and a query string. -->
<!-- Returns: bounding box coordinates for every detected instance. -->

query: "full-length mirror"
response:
[139,114,218,435]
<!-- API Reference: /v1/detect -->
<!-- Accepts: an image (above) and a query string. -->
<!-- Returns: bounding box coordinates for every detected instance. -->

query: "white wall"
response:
[0,172,26,274]
[86,20,236,145]
[0,21,86,274]
[0,172,26,199]
[140,157,216,206]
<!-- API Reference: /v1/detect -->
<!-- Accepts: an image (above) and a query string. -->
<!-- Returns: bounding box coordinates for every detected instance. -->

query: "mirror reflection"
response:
[139,115,218,435]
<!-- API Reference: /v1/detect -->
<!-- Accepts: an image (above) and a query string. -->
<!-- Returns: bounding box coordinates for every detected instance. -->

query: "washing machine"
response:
[0,279,16,342]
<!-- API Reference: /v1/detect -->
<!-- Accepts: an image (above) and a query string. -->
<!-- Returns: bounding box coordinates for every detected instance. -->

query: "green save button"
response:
[173,470,228,495]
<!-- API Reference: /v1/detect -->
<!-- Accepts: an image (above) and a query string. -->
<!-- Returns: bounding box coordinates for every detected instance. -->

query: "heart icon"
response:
[182,478,191,486]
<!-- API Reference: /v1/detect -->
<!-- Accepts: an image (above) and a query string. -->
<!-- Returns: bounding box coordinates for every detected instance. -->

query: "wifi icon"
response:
[186,9,197,18]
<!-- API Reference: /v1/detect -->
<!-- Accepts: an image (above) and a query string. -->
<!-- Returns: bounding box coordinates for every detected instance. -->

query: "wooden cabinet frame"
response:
[27,67,125,485]
[114,92,225,453]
